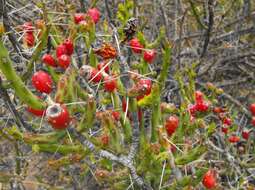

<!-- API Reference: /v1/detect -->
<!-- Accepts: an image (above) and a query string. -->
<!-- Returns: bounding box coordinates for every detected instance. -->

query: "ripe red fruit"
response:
[63,39,74,55]
[74,13,85,24]
[221,126,228,134]
[195,102,210,112]
[58,54,71,69]
[195,90,204,104]
[46,104,70,129]
[129,38,144,54]
[27,106,45,117]
[223,117,232,126]
[165,116,179,136]
[32,71,53,94]
[22,22,33,34]
[104,76,117,92]
[252,117,255,126]
[228,135,240,143]
[56,44,67,58]
[24,33,35,47]
[111,111,120,121]
[242,130,250,140]
[90,68,102,83]
[143,49,156,63]
[138,79,152,96]
[87,8,100,23]
[202,170,217,189]
[97,62,110,73]
[136,79,152,100]
[42,54,57,67]
[250,103,255,116]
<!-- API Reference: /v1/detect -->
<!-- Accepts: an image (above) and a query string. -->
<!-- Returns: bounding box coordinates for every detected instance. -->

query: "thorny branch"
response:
[0,77,34,132]
[0,0,30,59]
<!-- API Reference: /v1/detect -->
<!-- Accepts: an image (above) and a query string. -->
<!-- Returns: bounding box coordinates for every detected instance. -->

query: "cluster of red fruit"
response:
[213,103,255,143]
[31,38,74,96]
[43,38,74,69]
[26,8,101,129]
[129,38,156,63]
[74,8,100,25]
[79,63,118,93]
[164,91,210,138]
[188,91,210,122]
[213,106,241,142]
[26,39,75,129]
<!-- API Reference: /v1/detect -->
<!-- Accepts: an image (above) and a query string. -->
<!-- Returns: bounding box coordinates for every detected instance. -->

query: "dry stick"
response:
[0,77,35,132]
[168,149,182,180]
[158,1,170,40]
[200,0,214,58]
[197,51,255,77]
[79,0,88,12]
[112,29,139,160]
[211,26,255,44]
[242,0,251,17]
[104,0,115,26]
[207,139,243,176]
[176,9,188,70]
[68,128,152,190]
[112,26,152,189]
[0,0,30,60]
[197,82,251,117]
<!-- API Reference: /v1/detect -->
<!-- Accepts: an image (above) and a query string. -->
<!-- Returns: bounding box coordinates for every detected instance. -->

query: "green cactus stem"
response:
[77,97,96,132]
[175,145,207,165]
[47,153,86,169]
[0,40,46,109]
[168,168,208,190]
[137,84,160,108]
[4,126,66,144]
[147,27,166,49]
[157,43,171,90]
[151,98,161,143]
[32,144,87,155]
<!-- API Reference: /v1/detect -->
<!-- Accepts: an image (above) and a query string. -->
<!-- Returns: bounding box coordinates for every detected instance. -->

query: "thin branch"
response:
[0,0,30,59]
[0,77,35,132]
[200,0,214,58]
[104,0,115,26]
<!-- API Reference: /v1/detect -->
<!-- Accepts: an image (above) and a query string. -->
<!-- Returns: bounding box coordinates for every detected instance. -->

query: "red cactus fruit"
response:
[32,71,53,94]
[87,8,100,24]
[165,115,179,136]
[42,54,57,67]
[202,170,217,189]
[58,54,71,69]
[104,76,117,92]
[63,39,74,55]
[143,49,156,63]
[46,104,70,129]
[129,38,144,54]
